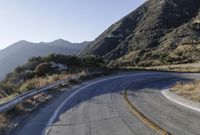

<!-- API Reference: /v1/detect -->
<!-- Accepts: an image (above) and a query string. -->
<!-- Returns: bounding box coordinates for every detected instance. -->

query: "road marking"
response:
[43,72,160,135]
[123,90,171,135]
[162,88,200,113]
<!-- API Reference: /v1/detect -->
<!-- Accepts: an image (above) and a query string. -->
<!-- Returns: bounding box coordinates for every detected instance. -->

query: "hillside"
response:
[82,0,200,68]
[0,54,105,96]
[0,39,90,79]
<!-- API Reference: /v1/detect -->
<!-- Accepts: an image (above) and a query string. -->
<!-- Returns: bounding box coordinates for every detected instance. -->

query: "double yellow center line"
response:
[123,91,171,135]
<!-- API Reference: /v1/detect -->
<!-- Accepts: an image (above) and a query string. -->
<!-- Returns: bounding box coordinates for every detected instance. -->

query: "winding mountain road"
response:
[17,72,200,135]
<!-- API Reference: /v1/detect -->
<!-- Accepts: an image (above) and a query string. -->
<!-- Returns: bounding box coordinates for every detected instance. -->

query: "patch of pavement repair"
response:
[161,88,200,114]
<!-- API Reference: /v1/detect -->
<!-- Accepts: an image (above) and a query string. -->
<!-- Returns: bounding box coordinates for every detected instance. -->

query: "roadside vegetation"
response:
[0,54,105,100]
[107,44,200,70]
[171,80,200,102]
[0,53,113,135]
[111,61,200,73]
[0,89,58,135]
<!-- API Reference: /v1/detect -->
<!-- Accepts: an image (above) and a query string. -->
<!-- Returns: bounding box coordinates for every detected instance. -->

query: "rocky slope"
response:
[83,0,200,67]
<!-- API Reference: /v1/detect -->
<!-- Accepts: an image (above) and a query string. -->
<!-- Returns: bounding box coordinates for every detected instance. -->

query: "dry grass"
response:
[18,74,72,93]
[0,74,72,134]
[171,80,200,102]
[0,69,113,135]
[126,62,200,73]
[0,70,104,104]
[0,93,18,104]
[0,113,11,135]
[0,73,72,104]
[0,90,55,135]
[145,63,200,72]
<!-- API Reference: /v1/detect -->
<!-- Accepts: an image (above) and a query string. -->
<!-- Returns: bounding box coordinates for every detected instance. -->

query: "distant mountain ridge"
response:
[0,39,90,79]
[82,0,200,67]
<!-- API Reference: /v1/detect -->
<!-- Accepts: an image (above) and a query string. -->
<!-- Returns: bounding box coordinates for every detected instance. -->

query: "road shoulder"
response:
[161,88,200,113]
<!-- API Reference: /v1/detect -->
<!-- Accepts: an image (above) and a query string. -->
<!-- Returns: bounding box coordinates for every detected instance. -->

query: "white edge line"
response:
[42,72,158,135]
[161,88,200,113]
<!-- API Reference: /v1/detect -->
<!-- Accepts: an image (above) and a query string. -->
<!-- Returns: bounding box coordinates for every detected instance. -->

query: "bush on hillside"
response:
[82,55,105,67]
[35,63,55,77]
[44,54,82,67]
[0,53,107,97]
[0,82,18,95]
[26,56,43,70]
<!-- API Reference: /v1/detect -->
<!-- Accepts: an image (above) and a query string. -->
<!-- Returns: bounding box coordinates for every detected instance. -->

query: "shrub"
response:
[44,54,82,67]
[0,82,18,95]
[15,65,26,73]
[19,71,35,80]
[82,55,105,67]
[35,62,55,77]
[26,56,43,70]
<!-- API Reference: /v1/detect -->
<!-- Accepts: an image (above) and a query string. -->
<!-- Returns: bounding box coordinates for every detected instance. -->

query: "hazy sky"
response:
[0,0,145,49]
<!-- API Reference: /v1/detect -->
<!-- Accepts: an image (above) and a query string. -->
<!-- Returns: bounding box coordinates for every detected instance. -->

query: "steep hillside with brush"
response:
[83,0,200,67]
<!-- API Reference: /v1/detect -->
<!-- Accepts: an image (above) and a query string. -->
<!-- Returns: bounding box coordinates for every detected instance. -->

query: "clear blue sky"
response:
[0,0,145,49]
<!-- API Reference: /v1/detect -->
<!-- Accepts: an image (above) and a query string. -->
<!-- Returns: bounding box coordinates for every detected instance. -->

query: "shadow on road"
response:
[52,72,199,125]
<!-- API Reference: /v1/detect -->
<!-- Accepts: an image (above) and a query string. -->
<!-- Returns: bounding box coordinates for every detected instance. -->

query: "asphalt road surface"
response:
[17,72,200,135]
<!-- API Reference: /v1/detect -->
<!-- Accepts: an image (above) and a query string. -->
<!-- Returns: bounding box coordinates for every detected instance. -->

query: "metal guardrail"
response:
[0,79,69,113]
[0,72,105,113]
